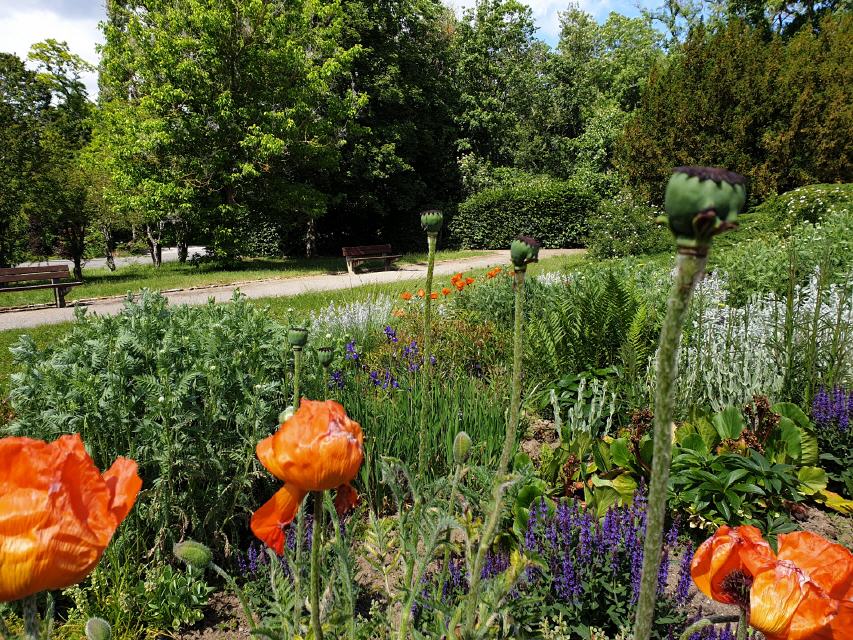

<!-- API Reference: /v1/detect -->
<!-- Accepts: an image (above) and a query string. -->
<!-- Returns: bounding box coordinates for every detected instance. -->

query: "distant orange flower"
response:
[0,434,141,602]
[487,266,503,279]
[417,289,426,298]
[401,291,412,301]
[692,526,853,640]
[450,272,463,283]
[430,292,438,299]
[442,287,451,296]
[252,400,363,555]
[465,277,475,285]
[392,308,406,318]
[455,281,465,291]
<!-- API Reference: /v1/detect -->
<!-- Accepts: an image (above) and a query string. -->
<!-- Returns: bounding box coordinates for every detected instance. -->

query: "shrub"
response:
[586,190,671,259]
[5,291,290,560]
[448,175,599,249]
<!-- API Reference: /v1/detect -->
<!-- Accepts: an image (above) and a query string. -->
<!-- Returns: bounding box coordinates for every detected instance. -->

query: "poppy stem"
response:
[633,251,707,640]
[210,562,257,631]
[736,610,748,640]
[22,595,40,640]
[417,232,438,476]
[293,347,303,410]
[310,491,324,640]
[498,267,526,476]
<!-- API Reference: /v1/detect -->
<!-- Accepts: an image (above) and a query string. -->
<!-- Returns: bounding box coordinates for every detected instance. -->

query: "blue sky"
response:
[0,0,655,97]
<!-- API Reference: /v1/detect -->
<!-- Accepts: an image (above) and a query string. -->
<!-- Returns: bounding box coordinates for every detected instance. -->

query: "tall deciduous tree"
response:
[98,0,363,262]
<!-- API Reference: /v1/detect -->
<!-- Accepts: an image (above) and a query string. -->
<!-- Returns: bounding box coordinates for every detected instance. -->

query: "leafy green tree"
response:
[98,0,363,262]
[317,0,461,249]
[0,53,50,266]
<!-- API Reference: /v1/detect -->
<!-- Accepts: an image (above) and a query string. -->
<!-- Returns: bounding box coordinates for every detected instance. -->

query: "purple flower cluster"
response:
[368,369,400,390]
[384,325,398,344]
[812,386,851,432]
[521,491,689,608]
[329,369,345,389]
[345,340,360,361]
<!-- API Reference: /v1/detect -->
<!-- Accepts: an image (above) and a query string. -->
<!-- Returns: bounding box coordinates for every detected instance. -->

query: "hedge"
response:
[448,177,598,249]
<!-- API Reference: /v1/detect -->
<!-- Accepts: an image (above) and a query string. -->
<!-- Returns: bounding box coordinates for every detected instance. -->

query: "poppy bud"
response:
[664,166,746,250]
[173,540,213,569]
[453,431,473,464]
[510,236,540,269]
[317,347,334,368]
[288,326,309,349]
[420,209,444,234]
[85,618,112,640]
[278,406,295,423]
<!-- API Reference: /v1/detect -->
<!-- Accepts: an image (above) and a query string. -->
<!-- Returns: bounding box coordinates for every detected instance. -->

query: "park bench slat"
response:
[0,266,82,308]
[341,244,401,274]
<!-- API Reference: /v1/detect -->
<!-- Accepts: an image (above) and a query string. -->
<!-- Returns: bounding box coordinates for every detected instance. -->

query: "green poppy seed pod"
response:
[173,540,213,569]
[288,326,309,349]
[664,166,746,250]
[510,235,541,269]
[317,346,334,368]
[420,209,444,234]
[85,618,112,640]
[453,431,473,464]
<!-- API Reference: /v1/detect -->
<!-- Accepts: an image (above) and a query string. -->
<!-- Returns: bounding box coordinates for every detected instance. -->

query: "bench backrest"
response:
[342,244,394,257]
[0,265,72,285]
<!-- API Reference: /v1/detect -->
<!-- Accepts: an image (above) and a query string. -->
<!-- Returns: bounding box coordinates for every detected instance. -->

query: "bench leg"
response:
[57,287,66,308]
[346,259,355,275]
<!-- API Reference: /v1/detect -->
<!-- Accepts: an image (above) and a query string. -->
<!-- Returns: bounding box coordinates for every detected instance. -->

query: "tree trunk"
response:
[145,223,163,268]
[72,255,83,281]
[305,218,316,258]
[174,218,189,263]
[103,226,117,271]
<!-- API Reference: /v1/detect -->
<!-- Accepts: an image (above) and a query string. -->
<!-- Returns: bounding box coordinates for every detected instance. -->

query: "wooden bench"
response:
[0,265,82,308]
[342,244,401,275]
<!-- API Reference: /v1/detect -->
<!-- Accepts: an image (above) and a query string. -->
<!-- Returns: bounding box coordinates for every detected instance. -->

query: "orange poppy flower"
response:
[692,527,853,640]
[455,281,465,291]
[430,292,438,299]
[401,292,412,301]
[450,273,463,283]
[442,287,451,296]
[0,434,141,602]
[251,400,363,555]
[465,277,475,285]
[417,289,426,298]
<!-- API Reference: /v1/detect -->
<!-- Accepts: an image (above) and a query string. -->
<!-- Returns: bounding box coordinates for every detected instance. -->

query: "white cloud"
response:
[0,4,104,98]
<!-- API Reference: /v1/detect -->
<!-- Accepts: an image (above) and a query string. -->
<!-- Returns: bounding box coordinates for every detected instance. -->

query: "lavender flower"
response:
[384,325,398,343]
[345,340,360,361]
[676,544,694,604]
[812,386,851,432]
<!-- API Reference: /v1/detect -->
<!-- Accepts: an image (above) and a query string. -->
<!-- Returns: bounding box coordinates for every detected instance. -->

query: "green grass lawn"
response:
[0,252,582,392]
[0,250,485,309]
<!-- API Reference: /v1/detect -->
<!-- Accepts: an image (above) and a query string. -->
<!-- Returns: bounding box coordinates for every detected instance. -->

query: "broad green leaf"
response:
[609,438,632,468]
[797,466,827,495]
[712,406,745,440]
[611,473,637,501]
[819,489,853,515]
[799,430,819,466]
[772,402,811,430]
[695,417,721,450]
[680,433,709,455]
[777,417,801,462]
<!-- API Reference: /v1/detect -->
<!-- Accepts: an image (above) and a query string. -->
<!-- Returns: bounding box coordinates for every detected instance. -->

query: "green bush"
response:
[448,176,598,249]
[586,190,671,259]
[735,183,853,237]
[5,291,290,561]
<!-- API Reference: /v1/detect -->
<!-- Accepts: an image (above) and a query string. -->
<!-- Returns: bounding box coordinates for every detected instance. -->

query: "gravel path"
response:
[0,249,582,330]
[16,246,207,271]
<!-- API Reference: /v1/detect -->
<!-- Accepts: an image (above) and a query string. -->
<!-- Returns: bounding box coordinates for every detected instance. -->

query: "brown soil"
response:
[170,593,252,640]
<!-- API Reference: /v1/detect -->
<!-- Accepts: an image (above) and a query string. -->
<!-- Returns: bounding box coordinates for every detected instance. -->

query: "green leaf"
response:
[609,437,632,468]
[777,417,802,462]
[712,406,745,440]
[680,433,709,455]
[772,402,811,430]
[797,466,828,495]
[695,417,721,450]
[799,430,819,466]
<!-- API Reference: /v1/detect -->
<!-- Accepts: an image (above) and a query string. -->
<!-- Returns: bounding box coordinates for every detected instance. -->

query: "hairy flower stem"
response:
[736,610,748,640]
[677,615,740,640]
[463,479,510,633]
[22,595,39,640]
[633,251,707,640]
[417,232,438,475]
[498,267,526,476]
[310,492,324,640]
[293,347,303,409]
